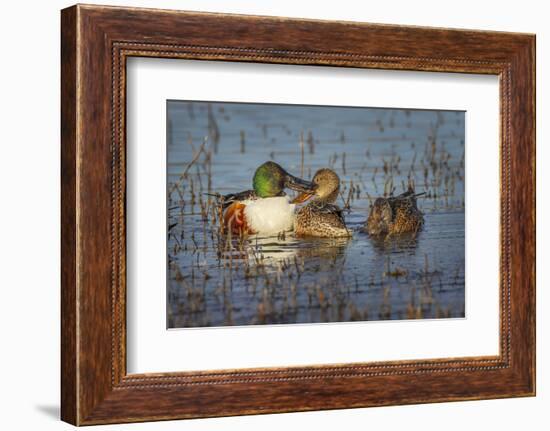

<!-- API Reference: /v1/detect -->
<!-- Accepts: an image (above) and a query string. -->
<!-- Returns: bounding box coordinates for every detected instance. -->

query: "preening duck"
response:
[364,187,425,237]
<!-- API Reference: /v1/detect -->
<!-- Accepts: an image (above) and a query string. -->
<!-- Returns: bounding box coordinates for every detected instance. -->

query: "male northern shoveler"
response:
[364,187,425,237]
[219,161,314,236]
[292,168,351,238]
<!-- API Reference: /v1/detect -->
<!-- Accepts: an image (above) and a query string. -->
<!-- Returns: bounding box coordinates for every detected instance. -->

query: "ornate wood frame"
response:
[61,4,535,425]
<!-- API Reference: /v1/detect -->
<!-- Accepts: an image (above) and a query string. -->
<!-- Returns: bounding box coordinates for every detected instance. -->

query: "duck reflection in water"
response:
[220,233,351,265]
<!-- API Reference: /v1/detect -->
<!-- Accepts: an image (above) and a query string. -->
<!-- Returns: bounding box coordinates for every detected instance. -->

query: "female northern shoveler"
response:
[292,168,351,238]
[219,161,313,236]
[364,187,425,237]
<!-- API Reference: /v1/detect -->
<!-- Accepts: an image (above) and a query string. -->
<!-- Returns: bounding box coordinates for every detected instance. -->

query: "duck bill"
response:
[284,173,314,194]
[291,192,315,204]
[284,173,315,203]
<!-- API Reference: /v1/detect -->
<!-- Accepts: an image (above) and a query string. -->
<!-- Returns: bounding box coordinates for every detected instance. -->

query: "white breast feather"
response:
[243,196,295,235]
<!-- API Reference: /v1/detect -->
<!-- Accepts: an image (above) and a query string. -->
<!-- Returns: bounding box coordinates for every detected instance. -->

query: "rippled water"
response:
[167,100,465,328]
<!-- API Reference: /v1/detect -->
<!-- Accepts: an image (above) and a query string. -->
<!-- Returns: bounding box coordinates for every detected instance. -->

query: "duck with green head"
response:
[219,161,314,235]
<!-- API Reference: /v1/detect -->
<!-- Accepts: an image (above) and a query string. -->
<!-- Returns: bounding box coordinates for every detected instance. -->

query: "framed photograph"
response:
[61,4,535,425]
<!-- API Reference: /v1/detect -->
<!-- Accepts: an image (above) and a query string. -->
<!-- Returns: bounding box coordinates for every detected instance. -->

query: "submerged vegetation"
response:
[167,102,465,328]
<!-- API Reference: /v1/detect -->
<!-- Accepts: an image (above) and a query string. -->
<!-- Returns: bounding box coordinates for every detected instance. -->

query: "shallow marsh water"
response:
[167,101,465,328]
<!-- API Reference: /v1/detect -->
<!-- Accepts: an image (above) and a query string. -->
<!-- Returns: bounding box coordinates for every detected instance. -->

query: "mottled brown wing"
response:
[312,202,347,227]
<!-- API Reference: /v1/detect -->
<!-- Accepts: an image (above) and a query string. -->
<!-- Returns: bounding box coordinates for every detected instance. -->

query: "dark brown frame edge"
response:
[61,4,535,426]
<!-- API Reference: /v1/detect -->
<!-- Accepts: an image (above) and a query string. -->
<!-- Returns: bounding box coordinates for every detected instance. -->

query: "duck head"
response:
[365,198,393,236]
[253,161,314,198]
[292,168,340,204]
